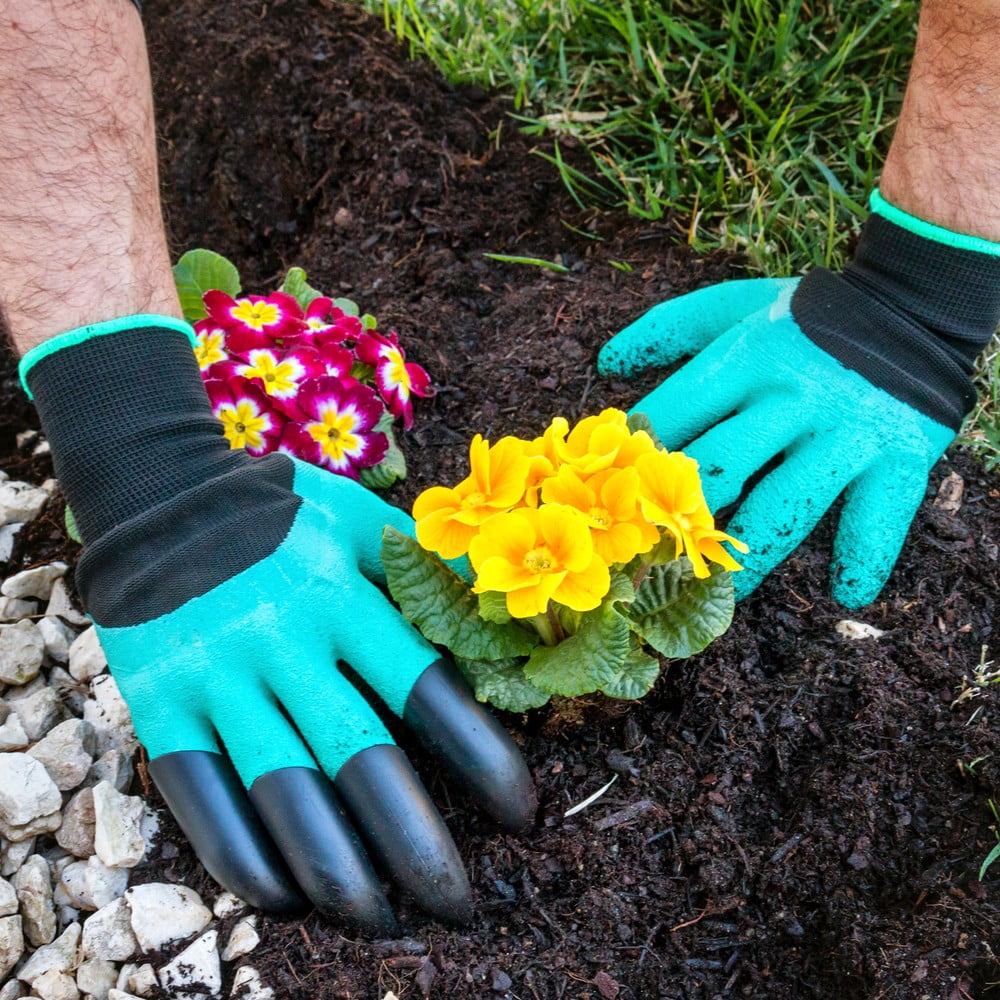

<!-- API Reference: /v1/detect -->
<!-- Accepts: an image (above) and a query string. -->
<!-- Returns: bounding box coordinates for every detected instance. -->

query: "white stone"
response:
[0,754,62,827]
[0,711,29,751]
[68,629,107,684]
[0,877,17,915]
[221,916,259,962]
[0,481,50,526]
[32,440,50,458]
[158,930,221,1000]
[1,837,35,876]
[0,620,45,685]
[230,967,274,1000]
[0,809,60,843]
[0,524,21,564]
[123,964,156,997]
[76,957,118,1000]
[84,857,130,910]
[56,788,96,858]
[1,563,67,601]
[86,748,134,794]
[108,992,143,1000]
[29,719,96,791]
[0,913,23,981]
[92,782,146,869]
[138,809,159,856]
[47,667,89,718]
[83,676,133,753]
[16,920,80,983]
[9,686,66,741]
[125,883,212,953]
[835,619,885,641]
[46,581,90,628]
[80,898,136,962]
[57,859,90,910]
[37,617,78,665]
[11,854,56,946]
[0,596,37,620]
[211,892,246,920]
[30,968,79,1000]
[0,978,26,1000]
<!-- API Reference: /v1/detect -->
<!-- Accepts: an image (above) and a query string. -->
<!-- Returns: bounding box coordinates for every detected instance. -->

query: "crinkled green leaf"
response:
[626,410,666,451]
[606,570,636,604]
[455,656,550,712]
[643,534,677,566]
[524,602,631,697]
[361,313,379,330]
[359,424,407,490]
[64,505,82,545]
[279,267,325,310]
[173,249,241,323]
[478,591,512,624]
[332,296,360,317]
[626,558,733,659]
[382,527,539,659]
[599,644,661,700]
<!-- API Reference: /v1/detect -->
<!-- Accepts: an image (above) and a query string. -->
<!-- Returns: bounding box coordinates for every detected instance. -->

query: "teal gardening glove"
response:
[599,190,1000,607]
[20,319,535,934]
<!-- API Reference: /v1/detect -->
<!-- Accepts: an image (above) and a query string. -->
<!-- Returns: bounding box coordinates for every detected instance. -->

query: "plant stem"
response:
[632,562,651,592]
[532,608,565,646]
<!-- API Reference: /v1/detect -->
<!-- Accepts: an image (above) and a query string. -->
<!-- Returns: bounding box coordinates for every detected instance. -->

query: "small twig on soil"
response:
[769,833,805,866]
[593,798,655,831]
[564,774,617,818]
[671,907,711,933]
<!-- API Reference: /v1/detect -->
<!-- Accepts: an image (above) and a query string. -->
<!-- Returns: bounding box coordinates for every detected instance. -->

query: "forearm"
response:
[0,0,180,354]
[881,0,1000,241]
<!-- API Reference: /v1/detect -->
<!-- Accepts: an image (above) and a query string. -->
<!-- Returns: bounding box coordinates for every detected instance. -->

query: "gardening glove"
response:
[598,189,1000,607]
[20,318,536,934]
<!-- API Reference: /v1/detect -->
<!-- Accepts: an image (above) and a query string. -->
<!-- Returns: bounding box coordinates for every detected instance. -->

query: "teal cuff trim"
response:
[18,315,197,399]
[870,188,1000,258]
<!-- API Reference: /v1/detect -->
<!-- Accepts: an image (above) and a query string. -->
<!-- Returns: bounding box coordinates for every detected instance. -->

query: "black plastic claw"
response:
[149,750,305,915]
[249,767,398,936]
[335,744,473,926]
[404,658,538,832]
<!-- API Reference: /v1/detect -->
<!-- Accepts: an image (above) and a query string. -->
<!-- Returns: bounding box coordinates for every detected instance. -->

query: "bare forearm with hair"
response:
[881,0,1000,240]
[0,0,180,354]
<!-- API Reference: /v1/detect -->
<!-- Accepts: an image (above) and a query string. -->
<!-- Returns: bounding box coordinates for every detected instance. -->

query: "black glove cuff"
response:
[792,212,1000,430]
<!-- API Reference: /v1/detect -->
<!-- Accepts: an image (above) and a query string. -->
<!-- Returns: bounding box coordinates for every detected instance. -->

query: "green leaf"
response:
[523,602,631,697]
[606,570,636,604]
[980,840,1000,881]
[64,505,82,545]
[332,296,360,317]
[625,410,667,451]
[172,249,241,323]
[455,656,550,712]
[626,559,734,659]
[279,267,325,310]
[599,644,662,700]
[478,591,512,624]
[382,527,539,660]
[360,313,379,330]
[359,426,407,490]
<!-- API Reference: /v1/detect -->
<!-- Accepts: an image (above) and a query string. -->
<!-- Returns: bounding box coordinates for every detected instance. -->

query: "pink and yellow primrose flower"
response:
[469,505,611,619]
[192,319,227,372]
[413,434,530,560]
[234,347,323,403]
[294,298,365,346]
[355,329,433,430]
[635,450,748,578]
[541,465,660,567]
[204,377,286,457]
[279,376,387,478]
[203,290,306,352]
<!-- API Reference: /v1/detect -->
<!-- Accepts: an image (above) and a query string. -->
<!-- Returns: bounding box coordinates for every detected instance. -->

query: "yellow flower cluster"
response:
[413,409,747,619]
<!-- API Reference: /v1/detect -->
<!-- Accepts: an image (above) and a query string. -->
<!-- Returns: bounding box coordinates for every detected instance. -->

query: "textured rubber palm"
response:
[598,278,954,607]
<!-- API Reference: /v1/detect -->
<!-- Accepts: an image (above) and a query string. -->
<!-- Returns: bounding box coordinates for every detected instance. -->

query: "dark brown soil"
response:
[3,2,999,997]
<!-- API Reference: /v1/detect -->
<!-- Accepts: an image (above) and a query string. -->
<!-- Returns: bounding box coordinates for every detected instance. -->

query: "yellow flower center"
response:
[523,546,556,574]
[219,402,266,451]
[588,507,611,529]
[243,355,297,395]
[307,409,358,461]
[463,492,487,508]
[195,331,226,370]
[232,300,280,331]
[386,348,410,391]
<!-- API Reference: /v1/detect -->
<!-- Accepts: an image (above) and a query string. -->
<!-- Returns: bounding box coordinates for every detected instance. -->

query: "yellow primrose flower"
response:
[635,450,748,578]
[469,505,610,619]
[555,408,659,475]
[413,434,530,559]
[520,416,568,507]
[541,465,659,567]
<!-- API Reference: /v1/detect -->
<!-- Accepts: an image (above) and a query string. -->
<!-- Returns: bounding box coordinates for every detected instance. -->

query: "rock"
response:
[68,628,107,683]
[61,856,130,911]
[86,747,135,793]
[0,596,37,620]
[0,809,61,843]
[230,966,274,999]
[83,676,133,753]
[46,667,89,717]
[158,930,221,1000]
[56,788,96,858]
[125,883,212,952]
[0,481,50,526]
[8,686,66,741]
[92,782,146,868]
[0,710,29,751]
[0,524,21,564]
[221,916,259,961]
[30,969,79,1000]
[0,620,45,685]
[0,978,26,1000]
[33,440,50,458]
[57,859,89,910]
[1,562,67,601]
[16,920,80,983]
[11,854,56,946]
[835,619,885,641]
[211,892,246,919]
[46,581,90,628]
[28,719,96,791]
[76,957,118,1000]
[80,898,137,961]
[0,754,62,827]
[1,837,35,876]
[108,992,143,1000]
[0,914,23,981]
[0,878,17,915]
[123,964,157,997]
[37,617,78,665]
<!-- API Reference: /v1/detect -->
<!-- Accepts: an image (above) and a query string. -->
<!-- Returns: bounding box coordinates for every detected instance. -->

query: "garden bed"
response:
[2,1,999,996]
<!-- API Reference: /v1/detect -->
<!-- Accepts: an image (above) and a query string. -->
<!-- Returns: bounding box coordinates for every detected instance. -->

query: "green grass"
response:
[364,0,999,463]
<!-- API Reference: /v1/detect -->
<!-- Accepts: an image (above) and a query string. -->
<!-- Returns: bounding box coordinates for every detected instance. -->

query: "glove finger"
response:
[684,396,805,510]
[830,457,930,608]
[149,750,305,915]
[598,277,797,377]
[729,435,875,601]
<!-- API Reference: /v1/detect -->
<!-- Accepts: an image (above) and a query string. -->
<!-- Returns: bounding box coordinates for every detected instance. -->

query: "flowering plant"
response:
[382,408,748,711]
[173,249,432,487]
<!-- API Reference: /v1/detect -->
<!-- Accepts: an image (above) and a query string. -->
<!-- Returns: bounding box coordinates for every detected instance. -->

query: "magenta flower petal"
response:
[205,376,286,457]
[317,343,355,379]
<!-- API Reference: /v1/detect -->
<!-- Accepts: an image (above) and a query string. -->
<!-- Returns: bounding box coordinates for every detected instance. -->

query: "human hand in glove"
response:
[20,319,536,934]
[598,190,1000,607]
